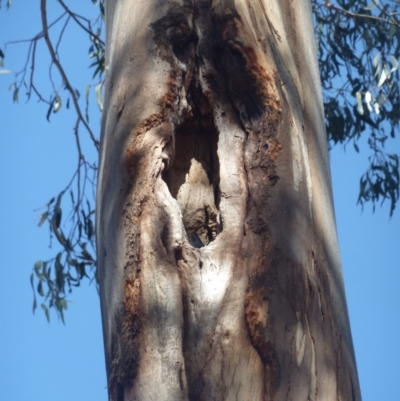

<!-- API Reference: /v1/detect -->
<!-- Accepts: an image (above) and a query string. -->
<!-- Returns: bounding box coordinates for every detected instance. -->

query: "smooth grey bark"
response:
[96,0,361,400]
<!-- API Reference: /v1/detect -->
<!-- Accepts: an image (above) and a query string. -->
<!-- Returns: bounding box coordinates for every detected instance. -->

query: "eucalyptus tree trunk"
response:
[96,0,361,400]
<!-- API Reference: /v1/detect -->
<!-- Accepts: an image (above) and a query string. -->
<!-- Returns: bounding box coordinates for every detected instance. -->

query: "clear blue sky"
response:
[0,2,399,401]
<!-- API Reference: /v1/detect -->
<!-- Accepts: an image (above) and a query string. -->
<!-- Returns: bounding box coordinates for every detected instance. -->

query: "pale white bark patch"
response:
[295,311,306,367]
[197,249,232,304]
[291,114,313,218]
[306,314,318,400]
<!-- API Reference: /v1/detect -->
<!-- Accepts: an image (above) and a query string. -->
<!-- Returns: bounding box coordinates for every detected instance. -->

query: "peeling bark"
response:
[96,1,361,400]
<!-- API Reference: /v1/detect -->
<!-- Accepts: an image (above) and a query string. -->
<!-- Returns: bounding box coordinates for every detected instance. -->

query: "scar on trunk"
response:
[150,4,283,248]
[162,84,222,248]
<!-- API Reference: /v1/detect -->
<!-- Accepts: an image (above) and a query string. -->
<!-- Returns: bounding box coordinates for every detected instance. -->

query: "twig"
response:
[324,1,400,28]
[58,0,105,46]
[40,0,100,150]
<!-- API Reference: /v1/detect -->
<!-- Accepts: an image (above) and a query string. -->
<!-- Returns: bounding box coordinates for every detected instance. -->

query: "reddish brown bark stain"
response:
[245,288,280,397]
[159,72,178,111]
[267,138,283,161]
[125,112,163,174]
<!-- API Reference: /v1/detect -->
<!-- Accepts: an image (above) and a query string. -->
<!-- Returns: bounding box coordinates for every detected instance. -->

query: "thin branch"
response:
[31,83,51,104]
[58,0,105,46]
[4,12,67,47]
[324,1,400,28]
[55,15,71,55]
[40,0,100,150]
[28,40,38,101]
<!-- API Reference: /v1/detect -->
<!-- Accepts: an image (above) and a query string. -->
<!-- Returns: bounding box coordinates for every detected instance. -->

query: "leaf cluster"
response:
[31,189,97,323]
[313,0,400,215]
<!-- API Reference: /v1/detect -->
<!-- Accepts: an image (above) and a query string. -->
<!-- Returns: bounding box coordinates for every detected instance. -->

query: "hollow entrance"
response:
[162,84,221,248]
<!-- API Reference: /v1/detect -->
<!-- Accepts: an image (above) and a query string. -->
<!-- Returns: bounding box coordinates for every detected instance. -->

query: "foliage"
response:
[0,0,399,320]
[31,190,97,323]
[1,0,104,321]
[313,0,400,215]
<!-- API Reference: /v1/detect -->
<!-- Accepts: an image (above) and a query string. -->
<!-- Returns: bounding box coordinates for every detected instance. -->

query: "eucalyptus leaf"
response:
[37,281,44,296]
[373,53,380,68]
[53,96,62,113]
[389,56,398,74]
[52,193,63,228]
[32,296,37,314]
[356,91,364,115]
[85,85,90,122]
[41,304,50,322]
[377,69,387,87]
[37,211,49,227]
[12,87,18,103]
[364,0,379,10]
[365,91,372,113]
[95,83,103,111]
